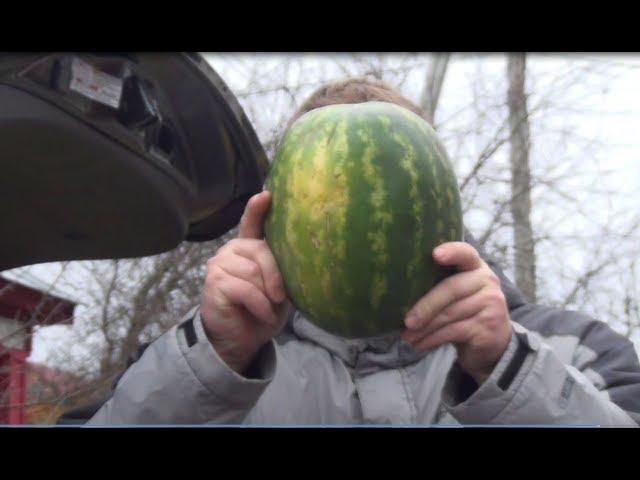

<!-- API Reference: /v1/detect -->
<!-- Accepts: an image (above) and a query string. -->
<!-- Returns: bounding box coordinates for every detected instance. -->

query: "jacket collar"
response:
[287,311,430,371]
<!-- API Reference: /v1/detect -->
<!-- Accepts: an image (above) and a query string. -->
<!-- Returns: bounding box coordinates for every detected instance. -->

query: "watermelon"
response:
[264,101,463,338]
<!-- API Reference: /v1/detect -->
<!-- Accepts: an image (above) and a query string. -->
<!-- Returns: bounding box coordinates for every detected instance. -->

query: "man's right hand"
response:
[200,191,290,376]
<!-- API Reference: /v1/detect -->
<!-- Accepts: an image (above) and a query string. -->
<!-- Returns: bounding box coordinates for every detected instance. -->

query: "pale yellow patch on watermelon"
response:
[323,124,349,266]
[283,123,350,314]
[394,132,425,281]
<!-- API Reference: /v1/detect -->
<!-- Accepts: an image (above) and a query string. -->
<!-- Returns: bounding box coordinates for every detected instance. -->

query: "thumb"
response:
[238,191,272,239]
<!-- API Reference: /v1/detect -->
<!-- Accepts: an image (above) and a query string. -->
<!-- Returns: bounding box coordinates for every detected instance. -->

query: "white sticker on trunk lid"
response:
[69,57,123,109]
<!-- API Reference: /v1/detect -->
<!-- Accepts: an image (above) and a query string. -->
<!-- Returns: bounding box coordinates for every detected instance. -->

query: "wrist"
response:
[461,328,514,386]
[203,329,255,376]
[458,356,496,386]
[466,367,493,386]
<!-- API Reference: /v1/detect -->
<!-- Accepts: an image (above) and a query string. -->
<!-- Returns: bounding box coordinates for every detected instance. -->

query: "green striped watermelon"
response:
[265,101,463,338]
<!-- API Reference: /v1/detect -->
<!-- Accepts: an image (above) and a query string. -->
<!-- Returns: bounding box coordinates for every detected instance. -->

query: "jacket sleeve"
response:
[87,307,277,425]
[441,307,640,426]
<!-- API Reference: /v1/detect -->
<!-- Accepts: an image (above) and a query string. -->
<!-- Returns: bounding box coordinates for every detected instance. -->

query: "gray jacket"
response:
[88,237,640,426]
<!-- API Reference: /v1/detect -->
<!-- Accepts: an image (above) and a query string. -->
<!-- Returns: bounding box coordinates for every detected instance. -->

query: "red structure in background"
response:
[0,275,76,424]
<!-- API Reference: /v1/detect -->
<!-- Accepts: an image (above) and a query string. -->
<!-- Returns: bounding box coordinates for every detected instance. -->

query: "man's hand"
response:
[401,242,513,385]
[200,191,291,376]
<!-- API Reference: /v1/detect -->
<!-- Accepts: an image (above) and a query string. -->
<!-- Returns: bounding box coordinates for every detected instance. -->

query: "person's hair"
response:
[287,77,425,128]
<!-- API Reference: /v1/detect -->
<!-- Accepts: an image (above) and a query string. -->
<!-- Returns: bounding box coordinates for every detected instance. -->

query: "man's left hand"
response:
[401,242,513,385]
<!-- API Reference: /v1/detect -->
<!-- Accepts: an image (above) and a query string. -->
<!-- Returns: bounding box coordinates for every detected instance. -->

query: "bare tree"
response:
[421,53,450,126]
[506,53,537,302]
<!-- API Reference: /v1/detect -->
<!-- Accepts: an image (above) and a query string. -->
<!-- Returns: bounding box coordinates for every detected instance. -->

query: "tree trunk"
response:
[506,53,537,302]
[421,53,450,127]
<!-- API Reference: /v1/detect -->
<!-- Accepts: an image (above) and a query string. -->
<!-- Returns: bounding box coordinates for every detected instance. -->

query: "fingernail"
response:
[405,314,419,329]
[434,246,447,261]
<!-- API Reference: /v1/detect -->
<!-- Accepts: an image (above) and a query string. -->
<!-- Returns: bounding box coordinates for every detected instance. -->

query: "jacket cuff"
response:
[441,322,534,424]
[176,307,277,407]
